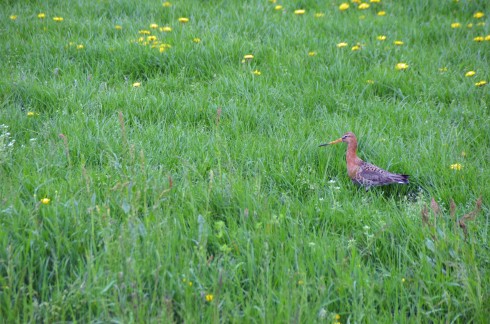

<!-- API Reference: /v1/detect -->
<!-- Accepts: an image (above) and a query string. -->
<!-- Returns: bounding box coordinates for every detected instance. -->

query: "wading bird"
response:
[320,132,409,190]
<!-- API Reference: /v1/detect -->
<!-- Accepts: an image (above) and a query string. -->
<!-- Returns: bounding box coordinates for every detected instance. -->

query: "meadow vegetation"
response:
[1,0,489,322]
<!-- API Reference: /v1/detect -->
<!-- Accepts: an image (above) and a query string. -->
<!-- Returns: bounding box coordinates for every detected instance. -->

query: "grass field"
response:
[1,0,489,322]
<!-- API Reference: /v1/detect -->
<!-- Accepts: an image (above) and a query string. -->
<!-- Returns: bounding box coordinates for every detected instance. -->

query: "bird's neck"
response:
[346,140,359,162]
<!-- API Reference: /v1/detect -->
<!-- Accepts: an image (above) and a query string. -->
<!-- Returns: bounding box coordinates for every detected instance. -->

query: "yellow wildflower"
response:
[178,17,189,23]
[370,0,381,2]
[377,35,386,41]
[294,9,306,15]
[253,70,261,75]
[439,67,448,72]
[473,36,484,42]
[41,198,51,205]
[243,54,254,60]
[485,35,490,41]
[308,51,317,56]
[160,26,172,32]
[314,13,325,18]
[475,80,487,87]
[377,11,386,16]
[150,23,158,29]
[336,42,348,48]
[335,314,341,321]
[53,17,63,22]
[477,22,485,27]
[192,38,201,43]
[351,45,361,51]
[205,294,214,302]
[465,71,476,77]
[402,278,406,283]
[132,82,141,87]
[467,23,473,28]
[115,25,122,30]
[275,5,283,11]
[27,112,36,117]
[10,15,17,20]
[163,1,172,7]
[139,30,151,35]
[77,44,84,49]
[395,63,409,70]
[38,13,46,19]
[358,3,370,10]
[473,12,484,19]
[450,163,462,170]
[451,22,461,28]
[394,40,404,45]
[339,3,350,11]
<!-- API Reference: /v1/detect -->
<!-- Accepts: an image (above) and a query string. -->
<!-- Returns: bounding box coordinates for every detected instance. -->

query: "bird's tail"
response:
[395,174,409,184]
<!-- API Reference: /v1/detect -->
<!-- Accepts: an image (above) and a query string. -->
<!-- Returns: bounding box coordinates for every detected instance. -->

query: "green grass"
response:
[1,0,489,322]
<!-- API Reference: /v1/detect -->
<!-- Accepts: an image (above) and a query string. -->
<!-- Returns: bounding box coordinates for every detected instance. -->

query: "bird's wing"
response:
[357,162,391,182]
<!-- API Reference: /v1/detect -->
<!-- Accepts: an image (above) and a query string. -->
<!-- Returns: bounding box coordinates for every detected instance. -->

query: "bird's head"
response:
[319,132,357,147]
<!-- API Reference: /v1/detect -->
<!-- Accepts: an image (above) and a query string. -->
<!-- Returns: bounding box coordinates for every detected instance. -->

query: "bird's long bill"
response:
[319,138,342,147]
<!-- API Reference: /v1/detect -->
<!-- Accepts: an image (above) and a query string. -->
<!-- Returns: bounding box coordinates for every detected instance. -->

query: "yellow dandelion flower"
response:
[27,112,36,117]
[451,22,461,28]
[394,40,404,45]
[473,36,484,42]
[53,17,64,22]
[160,26,172,32]
[336,42,348,48]
[10,15,17,20]
[314,13,325,18]
[485,35,490,41]
[473,12,484,19]
[358,3,370,10]
[395,63,409,70]
[244,54,254,60]
[308,51,317,56]
[253,70,261,75]
[450,163,462,170]
[159,46,166,53]
[192,37,201,43]
[178,17,189,23]
[475,80,487,87]
[335,314,341,320]
[465,71,476,77]
[351,45,361,51]
[377,11,386,16]
[294,9,306,15]
[38,13,46,19]
[275,5,283,11]
[139,30,151,35]
[352,0,361,3]
[467,23,473,28]
[205,294,214,302]
[377,35,387,41]
[188,281,193,286]
[370,0,381,3]
[115,25,122,30]
[40,198,51,205]
[162,1,172,7]
[150,23,158,29]
[132,82,141,87]
[339,3,350,11]
[402,278,406,283]
[77,44,84,49]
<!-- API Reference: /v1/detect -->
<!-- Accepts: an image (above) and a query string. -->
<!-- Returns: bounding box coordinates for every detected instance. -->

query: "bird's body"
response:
[320,132,409,190]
